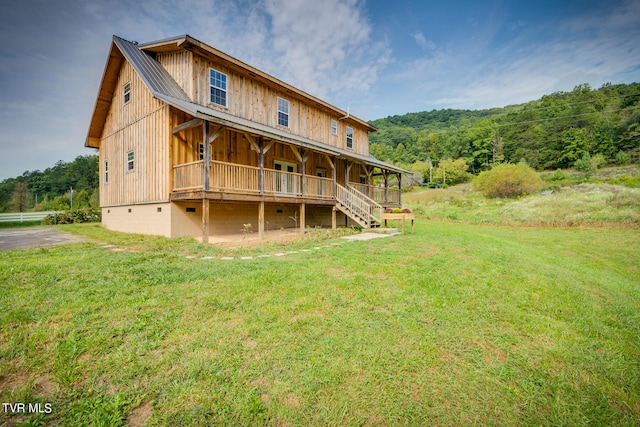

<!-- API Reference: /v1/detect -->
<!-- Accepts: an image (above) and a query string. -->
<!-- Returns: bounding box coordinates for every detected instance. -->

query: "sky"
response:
[1,0,639,177]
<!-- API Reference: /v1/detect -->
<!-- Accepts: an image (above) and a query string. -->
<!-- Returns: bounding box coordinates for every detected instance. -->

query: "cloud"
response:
[413,31,436,51]
[0,0,390,173]
[260,0,389,101]
[409,0,640,110]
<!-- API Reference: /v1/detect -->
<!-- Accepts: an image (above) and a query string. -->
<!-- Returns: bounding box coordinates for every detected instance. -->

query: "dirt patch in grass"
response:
[0,372,56,398]
[126,401,152,427]
[472,337,508,365]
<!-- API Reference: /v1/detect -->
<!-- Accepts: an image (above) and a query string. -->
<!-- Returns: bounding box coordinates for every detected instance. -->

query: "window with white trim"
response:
[198,143,204,160]
[209,68,228,107]
[331,119,337,135]
[346,126,354,149]
[104,161,109,183]
[123,82,131,104]
[126,150,134,172]
[277,97,290,127]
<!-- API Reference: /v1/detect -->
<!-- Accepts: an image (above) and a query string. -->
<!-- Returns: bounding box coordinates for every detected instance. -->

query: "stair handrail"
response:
[335,183,382,226]
[345,183,383,224]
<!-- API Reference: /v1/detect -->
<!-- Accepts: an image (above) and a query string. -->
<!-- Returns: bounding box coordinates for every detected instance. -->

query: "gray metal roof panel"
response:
[113,36,191,103]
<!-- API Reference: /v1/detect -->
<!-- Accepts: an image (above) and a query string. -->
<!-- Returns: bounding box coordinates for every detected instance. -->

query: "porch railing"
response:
[263,169,301,197]
[373,186,401,204]
[173,161,399,205]
[348,182,370,197]
[173,160,204,191]
[211,161,260,193]
[305,176,334,199]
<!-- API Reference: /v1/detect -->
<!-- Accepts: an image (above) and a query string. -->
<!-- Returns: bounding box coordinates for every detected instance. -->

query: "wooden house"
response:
[85,35,405,241]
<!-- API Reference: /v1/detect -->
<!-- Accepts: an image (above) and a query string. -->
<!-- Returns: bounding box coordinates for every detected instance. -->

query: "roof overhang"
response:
[85,41,125,148]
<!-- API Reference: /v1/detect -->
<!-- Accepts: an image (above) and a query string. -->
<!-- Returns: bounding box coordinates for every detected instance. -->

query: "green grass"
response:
[1,222,639,426]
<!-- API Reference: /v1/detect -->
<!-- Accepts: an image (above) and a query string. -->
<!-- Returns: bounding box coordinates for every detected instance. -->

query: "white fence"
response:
[0,211,60,223]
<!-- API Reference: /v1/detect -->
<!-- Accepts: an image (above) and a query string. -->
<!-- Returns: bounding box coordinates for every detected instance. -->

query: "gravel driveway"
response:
[0,227,84,251]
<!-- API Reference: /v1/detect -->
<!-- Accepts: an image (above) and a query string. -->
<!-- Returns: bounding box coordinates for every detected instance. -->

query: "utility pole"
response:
[70,187,74,210]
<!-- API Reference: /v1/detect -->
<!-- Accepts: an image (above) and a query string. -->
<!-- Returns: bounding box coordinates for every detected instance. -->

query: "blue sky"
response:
[1,0,639,177]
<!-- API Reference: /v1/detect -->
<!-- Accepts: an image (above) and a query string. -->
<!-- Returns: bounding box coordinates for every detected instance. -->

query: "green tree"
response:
[434,158,470,185]
[11,181,29,212]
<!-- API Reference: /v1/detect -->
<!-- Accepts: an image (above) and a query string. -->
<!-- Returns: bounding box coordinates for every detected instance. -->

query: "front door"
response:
[274,160,297,195]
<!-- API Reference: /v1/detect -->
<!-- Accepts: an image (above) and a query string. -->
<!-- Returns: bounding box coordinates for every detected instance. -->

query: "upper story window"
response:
[331,119,338,135]
[127,150,135,172]
[277,97,290,127]
[123,82,131,104]
[209,68,228,107]
[346,126,354,149]
[104,161,109,183]
[198,143,204,160]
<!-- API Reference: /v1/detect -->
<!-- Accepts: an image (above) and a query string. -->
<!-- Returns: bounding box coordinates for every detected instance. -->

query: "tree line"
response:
[0,155,98,212]
[369,82,640,175]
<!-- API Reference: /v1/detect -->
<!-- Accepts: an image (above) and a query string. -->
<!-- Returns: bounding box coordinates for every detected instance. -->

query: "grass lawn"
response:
[1,221,639,426]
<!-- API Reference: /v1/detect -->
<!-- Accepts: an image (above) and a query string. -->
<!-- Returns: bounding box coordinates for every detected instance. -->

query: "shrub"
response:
[574,152,594,173]
[591,153,607,170]
[42,208,102,225]
[473,162,543,198]
[615,151,631,165]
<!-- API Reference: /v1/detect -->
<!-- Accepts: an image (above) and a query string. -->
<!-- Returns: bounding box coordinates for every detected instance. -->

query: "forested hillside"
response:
[0,155,98,212]
[369,83,640,173]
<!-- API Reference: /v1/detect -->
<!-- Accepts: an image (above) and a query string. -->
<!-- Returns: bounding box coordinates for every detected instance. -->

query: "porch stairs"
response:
[335,183,383,229]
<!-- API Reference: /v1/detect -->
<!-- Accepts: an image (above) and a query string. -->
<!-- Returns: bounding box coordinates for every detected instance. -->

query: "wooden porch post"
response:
[329,156,336,197]
[258,138,265,195]
[203,122,210,191]
[366,166,373,198]
[202,122,211,243]
[300,203,305,234]
[332,207,337,230]
[202,198,209,243]
[398,172,402,206]
[258,201,264,239]
[384,170,389,204]
[345,161,352,187]
[300,150,306,197]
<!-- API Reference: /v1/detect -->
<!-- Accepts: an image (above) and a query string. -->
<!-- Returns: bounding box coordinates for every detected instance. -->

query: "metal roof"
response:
[113,36,191,103]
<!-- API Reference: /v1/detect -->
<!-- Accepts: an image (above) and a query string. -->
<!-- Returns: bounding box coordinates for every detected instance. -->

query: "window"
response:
[209,68,228,107]
[123,82,131,104]
[127,150,134,172]
[198,143,204,160]
[331,119,337,135]
[104,161,109,183]
[277,97,290,127]
[346,126,354,149]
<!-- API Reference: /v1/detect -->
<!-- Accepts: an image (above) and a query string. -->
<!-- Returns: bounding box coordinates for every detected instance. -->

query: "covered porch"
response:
[169,111,405,242]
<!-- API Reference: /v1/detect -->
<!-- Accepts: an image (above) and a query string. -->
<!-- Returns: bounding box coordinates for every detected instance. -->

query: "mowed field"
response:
[1,216,639,425]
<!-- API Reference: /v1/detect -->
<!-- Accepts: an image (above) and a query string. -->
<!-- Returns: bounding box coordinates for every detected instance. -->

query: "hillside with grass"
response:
[404,165,640,227]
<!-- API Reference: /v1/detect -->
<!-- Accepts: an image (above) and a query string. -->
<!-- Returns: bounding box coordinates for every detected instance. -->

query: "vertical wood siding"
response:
[99,60,170,206]
[159,52,371,158]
